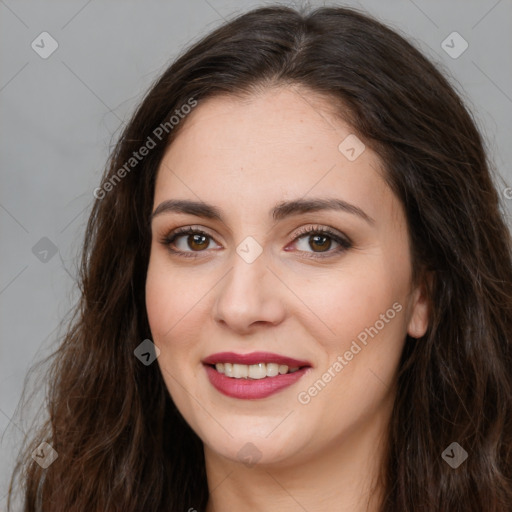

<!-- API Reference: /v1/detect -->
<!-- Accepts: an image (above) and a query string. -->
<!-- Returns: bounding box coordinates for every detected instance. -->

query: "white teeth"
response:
[224,362,233,377]
[214,362,300,379]
[278,365,288,375]
[232,363,248,379]
[248,363,267,379]
[266,363,279,377]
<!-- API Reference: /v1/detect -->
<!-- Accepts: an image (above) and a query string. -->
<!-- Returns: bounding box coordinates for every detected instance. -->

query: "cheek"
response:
[291,261,406,351]
[145,261,199,399]
[145,265,172,341]
[145,256,213,354]
[294,269,406,428]
[145,258,189,343]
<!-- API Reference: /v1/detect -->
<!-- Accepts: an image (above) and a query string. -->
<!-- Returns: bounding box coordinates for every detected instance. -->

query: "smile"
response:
[202,351,311,399]
[214,362,301,379]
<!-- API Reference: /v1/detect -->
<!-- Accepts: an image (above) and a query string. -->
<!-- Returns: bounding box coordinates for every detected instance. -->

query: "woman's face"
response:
[146,86,429,468]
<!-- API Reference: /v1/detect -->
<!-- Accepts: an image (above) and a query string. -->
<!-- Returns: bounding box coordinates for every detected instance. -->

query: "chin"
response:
[199,415,315,468]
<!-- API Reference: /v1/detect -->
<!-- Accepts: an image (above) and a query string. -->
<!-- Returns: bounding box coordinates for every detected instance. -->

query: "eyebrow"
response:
[150,197,375,225]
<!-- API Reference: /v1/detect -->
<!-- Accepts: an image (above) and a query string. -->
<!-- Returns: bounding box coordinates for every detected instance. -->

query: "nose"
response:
[212,248,286,334]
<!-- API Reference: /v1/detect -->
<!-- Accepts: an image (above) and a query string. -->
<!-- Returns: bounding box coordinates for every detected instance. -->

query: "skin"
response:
[145,86,429,512]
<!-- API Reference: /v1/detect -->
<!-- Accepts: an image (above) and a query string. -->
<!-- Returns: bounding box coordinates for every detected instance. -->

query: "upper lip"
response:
[202,351,312,368]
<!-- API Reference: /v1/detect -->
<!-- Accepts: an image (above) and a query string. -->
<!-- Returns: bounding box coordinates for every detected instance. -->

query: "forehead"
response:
[153,87,396,225]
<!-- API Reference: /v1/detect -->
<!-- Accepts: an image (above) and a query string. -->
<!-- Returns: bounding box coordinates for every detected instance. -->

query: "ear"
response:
[407,271,433,339]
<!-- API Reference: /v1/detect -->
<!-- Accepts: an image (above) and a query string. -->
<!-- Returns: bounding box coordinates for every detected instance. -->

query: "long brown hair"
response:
[8,5,512,511]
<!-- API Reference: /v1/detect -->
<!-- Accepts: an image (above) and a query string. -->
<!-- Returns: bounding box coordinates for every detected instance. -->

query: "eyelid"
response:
[159,225,222,256]
[290,224,349,244]
[159,224,352,258]
[288,225,352,258]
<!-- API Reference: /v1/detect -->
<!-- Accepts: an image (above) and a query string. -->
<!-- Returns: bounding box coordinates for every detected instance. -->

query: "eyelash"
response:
[159,225,352,260]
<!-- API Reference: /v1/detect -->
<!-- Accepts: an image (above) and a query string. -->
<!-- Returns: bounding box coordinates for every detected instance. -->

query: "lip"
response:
[202,351,312,400]
[202,351,311,367]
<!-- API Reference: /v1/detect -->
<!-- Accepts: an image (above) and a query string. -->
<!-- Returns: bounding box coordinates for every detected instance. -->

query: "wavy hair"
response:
[9,5,512,511]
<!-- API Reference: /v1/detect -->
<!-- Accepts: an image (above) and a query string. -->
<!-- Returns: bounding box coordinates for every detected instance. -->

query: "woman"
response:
[9,5,512,511]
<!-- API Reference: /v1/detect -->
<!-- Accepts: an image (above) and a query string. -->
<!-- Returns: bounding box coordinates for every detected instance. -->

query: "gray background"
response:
[1,0,511,508]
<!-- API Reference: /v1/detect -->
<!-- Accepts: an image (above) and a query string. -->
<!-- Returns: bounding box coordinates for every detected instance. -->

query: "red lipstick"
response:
[202,351,310,367]
[202,351,311,400]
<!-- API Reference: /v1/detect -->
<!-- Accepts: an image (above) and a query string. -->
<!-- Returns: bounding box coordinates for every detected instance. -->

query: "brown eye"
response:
[160,227,221,257]
[292,226,352,258]
[309,234,332,252]
[187,233,210,251]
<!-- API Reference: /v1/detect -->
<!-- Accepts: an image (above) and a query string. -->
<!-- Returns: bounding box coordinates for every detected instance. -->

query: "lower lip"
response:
[204,365,310,399]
